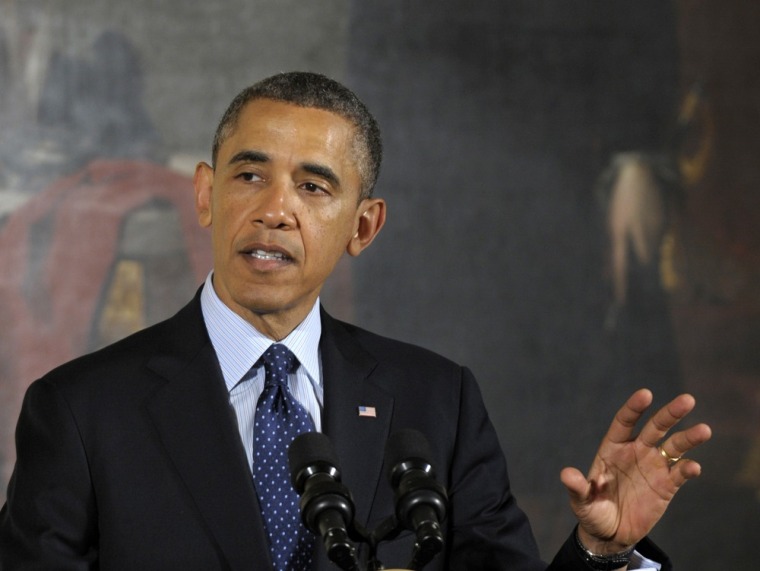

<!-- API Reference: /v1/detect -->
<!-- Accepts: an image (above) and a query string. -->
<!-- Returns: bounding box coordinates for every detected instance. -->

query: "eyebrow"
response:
[226,150,341,188]
[302,162,341,188]
[228,150,269,165]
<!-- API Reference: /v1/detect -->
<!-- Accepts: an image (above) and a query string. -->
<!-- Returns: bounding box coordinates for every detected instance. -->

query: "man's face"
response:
[194,98,384,337]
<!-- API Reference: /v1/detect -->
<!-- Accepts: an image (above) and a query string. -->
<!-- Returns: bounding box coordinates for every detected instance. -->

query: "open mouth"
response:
[247,248,292,262]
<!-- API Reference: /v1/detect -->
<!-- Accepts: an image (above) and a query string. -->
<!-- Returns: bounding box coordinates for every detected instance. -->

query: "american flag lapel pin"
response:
[358,405,377,418]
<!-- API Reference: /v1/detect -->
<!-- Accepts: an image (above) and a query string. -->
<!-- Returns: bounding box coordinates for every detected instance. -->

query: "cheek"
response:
[329,209,361,243]
[216,201,249,235]
[306,216,355,262]
[210,213,243,260]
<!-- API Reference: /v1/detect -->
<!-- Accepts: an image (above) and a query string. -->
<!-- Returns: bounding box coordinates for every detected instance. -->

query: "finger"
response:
[638,393,697,448]
[669,458,703,487]
[659,422,712,460]
[605,388,653,444]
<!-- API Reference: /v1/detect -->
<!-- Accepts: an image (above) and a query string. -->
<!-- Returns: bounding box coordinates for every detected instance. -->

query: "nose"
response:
[253,179,297,229]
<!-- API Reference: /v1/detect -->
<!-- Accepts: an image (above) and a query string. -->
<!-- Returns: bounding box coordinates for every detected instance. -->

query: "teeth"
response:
[250,249,287,261]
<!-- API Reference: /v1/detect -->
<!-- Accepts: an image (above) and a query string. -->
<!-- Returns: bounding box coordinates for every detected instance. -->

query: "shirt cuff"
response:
[629,549,662,570]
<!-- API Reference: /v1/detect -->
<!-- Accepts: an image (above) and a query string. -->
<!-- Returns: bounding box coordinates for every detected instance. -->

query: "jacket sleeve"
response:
[0,378,98,570]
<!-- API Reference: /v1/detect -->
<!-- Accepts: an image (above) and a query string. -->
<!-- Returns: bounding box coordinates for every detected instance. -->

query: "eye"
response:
[302,181,328,194]
[237,171,262,183]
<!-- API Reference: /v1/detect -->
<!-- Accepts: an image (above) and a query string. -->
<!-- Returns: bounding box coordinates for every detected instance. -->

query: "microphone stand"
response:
[359,513,443,571]
[364,515,403,571]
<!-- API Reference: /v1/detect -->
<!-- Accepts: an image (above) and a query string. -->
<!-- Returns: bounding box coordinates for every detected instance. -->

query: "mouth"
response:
[239,242,295,269]
[247,248,292,262]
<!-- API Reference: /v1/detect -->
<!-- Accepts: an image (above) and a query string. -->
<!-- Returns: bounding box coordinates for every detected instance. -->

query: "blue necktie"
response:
[253,344,316,571]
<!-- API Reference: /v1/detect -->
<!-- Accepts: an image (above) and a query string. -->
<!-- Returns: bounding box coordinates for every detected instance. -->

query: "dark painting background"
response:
[1,1,758,568]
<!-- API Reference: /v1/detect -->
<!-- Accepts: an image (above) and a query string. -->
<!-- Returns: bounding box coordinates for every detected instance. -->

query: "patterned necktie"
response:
[253,343,316,571]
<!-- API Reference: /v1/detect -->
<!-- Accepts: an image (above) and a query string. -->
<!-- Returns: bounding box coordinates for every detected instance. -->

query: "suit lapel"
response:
[144,297,270,570]
[319,310,395,530]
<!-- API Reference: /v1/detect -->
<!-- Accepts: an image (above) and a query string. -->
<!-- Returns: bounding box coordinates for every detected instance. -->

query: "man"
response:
[0,72,711,570]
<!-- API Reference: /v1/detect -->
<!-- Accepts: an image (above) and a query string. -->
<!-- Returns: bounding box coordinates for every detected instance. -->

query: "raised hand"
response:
[559,389,712,554]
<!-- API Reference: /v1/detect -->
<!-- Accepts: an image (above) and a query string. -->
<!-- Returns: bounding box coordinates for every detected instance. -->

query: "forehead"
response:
[221,99,358,164]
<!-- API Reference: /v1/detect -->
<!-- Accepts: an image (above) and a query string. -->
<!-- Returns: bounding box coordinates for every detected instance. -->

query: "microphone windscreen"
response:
[288,432,341,480]
[384,429,434,482]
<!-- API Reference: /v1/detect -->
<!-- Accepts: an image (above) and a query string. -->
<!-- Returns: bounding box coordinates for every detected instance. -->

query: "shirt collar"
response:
[199,272,322,392]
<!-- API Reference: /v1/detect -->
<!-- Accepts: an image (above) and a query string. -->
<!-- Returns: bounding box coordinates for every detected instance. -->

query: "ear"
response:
[347,198,386,257]
[194,162,214,228]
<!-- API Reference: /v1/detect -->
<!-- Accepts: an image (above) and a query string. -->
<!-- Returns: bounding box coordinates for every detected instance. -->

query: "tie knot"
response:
[261,343,299,387]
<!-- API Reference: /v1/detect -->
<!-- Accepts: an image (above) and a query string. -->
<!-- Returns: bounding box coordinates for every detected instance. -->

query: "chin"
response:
[238,292,297,315]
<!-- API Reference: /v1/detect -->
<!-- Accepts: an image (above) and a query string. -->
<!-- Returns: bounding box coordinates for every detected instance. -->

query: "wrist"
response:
[576,526,632,555]
[573,526,635,571]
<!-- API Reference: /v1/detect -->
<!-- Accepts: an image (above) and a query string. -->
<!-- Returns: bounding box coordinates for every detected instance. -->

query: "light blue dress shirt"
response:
[200,273,323,471]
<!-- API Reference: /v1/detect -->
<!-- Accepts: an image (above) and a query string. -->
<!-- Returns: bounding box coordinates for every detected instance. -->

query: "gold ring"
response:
[659,445,683,466]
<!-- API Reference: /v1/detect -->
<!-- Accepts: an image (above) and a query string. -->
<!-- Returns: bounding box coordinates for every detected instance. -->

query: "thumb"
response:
[560,466,591,503]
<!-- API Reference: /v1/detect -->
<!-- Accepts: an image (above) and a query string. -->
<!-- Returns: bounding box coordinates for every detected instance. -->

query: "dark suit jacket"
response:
[0,291,670,570]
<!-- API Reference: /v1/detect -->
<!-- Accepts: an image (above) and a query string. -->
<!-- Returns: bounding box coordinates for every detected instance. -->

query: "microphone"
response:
[288,432,361,571]
[384,429,448,570]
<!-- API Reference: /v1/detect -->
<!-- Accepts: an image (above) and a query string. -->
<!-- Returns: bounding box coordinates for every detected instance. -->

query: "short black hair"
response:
[212,71,382,199]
